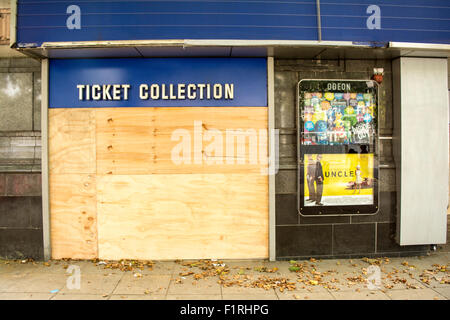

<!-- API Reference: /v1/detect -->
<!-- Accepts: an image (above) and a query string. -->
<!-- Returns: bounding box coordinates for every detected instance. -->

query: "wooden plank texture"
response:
[49,109,96,174]
[49,174,98,259]
[96,107,268,174]
[97,174,268,260]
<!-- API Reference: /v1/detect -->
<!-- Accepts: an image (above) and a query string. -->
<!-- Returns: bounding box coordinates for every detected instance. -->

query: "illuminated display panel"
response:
[297,80,379,215]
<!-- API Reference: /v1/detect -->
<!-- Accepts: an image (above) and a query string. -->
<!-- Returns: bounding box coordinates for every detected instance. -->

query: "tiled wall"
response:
[274,59,429,259]
[0,57,43,260]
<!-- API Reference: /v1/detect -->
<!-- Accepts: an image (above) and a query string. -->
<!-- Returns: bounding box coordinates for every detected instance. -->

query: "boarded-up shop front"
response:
[48,58,270,260]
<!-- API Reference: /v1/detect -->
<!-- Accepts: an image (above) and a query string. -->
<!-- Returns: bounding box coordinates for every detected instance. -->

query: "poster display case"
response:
[297,80,379,215]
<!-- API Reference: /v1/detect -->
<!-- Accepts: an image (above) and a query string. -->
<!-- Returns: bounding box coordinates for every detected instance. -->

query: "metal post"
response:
[316,0,322,42]
[41,59,51,261]
[9,0,17,47]
[267,56,276,261]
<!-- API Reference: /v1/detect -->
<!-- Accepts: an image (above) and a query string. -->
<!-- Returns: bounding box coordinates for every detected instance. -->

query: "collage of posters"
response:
[301,91,376,146]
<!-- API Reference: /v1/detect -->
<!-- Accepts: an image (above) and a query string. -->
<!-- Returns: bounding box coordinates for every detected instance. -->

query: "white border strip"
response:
[39,39,361,49]
[9,0,16,47]
[267,56,276,261]
[34,40,450,51]
[41,59,51,261]
[389,42,450,51]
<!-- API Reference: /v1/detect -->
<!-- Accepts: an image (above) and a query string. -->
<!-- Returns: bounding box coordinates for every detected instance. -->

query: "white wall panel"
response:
[393,57,448,245]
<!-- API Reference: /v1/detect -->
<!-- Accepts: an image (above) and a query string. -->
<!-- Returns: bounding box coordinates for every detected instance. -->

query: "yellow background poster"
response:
[304,153,374,206]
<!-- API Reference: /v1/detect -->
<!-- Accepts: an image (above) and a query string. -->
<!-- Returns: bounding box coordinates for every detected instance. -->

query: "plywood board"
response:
[96,107,268,174]
[97,174,268,260]
[48,106,269,260]
[49,174,98,259]
[49,109,96,174]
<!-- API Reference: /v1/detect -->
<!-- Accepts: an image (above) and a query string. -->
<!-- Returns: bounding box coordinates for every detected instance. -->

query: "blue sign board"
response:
[49,58,268,108]
[16,0,450,46]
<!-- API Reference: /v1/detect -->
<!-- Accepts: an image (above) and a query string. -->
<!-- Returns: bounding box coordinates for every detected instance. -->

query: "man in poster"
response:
[306,154,316,202]
[315,154,324,206]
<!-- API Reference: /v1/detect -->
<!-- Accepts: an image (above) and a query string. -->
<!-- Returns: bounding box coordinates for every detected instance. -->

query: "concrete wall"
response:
[0,56,43,259]
[274,58,429,259]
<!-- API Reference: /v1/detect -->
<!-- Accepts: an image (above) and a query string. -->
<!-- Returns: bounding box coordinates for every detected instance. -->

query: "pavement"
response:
[0,248,448,300]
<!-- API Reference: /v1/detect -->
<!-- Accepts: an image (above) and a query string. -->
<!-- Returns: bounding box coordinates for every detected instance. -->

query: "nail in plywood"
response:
[49,109,96,174]
[97,173,268,260]
[95,108,153,175]
[49,174,97,259]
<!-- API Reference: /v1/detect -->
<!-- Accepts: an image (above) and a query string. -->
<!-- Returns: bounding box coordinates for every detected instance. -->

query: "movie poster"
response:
[303,153,374,207]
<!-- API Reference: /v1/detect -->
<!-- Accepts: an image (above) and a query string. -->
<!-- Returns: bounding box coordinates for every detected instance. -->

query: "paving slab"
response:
[0,293,54,300]
[428,286,450,299]
[59,273,122,295]
[313,259,366,273]
[221,285,276,296]
[0,261,45,275]
[275,285,330,295]
[168,277,221,295]
[223,293,278,300]
[63,261,125,275]
[52,293,109,300]
[262,261,292,270]
[307,274,369,292]
[167,294,222,300]
[423,280,450,289]
[385,256,445,272]
[172,264,198,277]
[141,261,176,275]
[381,277,427,290]
[113,274,170,295]
[330,289,390,300]
[109,294,167,300]
[0,273,67,293]
[225,261,275,275]
[386,288,446,300]
[276,291,335,300]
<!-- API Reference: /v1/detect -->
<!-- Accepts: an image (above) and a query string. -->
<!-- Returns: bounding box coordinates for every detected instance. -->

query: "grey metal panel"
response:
[40,59,50,260]
[137,46,231,57]
[13,42,450,60]
[393,57,448,245]
[230,47,267,57]
[47,47,140,58]
[392,58,402,245]
[267,57,276,261]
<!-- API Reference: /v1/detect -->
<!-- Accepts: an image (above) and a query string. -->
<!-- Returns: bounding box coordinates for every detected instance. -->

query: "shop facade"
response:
[6,0,449,261]
[46,58,270,260]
